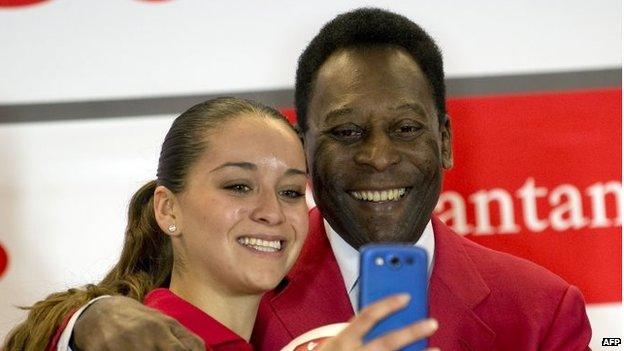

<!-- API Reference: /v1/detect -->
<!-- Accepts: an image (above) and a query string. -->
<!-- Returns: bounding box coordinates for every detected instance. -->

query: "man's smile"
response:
[348,187,410,202]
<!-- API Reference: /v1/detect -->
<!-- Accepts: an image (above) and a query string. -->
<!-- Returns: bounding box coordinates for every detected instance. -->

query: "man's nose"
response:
[250,190,285,226]
[354,130,400,171]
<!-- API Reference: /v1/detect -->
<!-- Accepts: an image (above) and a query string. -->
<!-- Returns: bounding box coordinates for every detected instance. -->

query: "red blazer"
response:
[251,208,592,351]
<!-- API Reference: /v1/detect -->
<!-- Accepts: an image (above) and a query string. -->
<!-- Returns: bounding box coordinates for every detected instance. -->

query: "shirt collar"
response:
[143,288,253,350]
[325,219,435,293]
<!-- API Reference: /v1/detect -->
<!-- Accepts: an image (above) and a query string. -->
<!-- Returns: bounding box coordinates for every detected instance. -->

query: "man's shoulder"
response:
[462,234,568,289]
[435,218,569,286]
[434,218,575,307]
[432,222,591,350]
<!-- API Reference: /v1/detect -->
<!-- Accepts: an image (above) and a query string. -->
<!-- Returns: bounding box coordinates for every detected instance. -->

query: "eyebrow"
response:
[323,107,354,124]
[323,103,428,124]
[210,162,257,173]
[210,162,306,176]
[285,168,307,176]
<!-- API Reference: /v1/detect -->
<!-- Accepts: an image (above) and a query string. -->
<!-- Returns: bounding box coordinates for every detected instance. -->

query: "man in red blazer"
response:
[250,8,591,350]
[44,8,591,351]
[252,209,591,350]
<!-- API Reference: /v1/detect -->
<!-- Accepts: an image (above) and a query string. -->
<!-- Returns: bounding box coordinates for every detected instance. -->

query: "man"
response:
[15,8,592,351]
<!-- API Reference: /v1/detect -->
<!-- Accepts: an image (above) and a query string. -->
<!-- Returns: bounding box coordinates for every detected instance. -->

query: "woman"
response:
[4,97,438,351]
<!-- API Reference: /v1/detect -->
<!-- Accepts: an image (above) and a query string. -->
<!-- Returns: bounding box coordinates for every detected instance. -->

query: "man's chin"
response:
[362,228,408,244]
[320,195,421,245]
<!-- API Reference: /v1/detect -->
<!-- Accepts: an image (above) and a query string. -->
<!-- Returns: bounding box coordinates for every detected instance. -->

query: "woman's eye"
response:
[225,184,252,193]
[279,189,305,199]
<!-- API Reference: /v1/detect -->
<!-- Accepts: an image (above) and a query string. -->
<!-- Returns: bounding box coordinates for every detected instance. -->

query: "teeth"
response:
[349,188,408,202]
[373,192,381,202]
[237,237,282,252]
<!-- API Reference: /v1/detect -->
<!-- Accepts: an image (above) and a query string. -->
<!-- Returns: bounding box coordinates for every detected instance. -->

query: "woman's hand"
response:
[317,294,439,351]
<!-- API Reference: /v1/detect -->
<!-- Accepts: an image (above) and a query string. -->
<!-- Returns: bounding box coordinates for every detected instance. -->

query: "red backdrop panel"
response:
[443,89,621,304]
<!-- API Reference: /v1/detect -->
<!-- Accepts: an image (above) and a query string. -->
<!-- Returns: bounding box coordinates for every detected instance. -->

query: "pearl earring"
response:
[168,224,177,233]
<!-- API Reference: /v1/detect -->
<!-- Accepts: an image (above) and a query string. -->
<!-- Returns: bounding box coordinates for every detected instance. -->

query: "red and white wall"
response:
[0,1,621,348]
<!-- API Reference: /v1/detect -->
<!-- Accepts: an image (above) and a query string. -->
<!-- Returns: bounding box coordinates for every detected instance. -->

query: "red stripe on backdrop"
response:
[280,88,622,304]
[0,0,49,7]
[0,243,8,278]
[282,109,297,125]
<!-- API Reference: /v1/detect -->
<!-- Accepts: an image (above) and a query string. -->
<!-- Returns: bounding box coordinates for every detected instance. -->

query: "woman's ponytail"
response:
[3,180,172,351]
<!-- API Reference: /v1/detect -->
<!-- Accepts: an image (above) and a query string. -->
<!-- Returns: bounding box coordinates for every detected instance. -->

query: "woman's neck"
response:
[169,270,262,341]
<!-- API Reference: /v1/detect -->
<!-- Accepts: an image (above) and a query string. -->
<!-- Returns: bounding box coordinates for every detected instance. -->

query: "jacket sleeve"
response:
[539,285,592,351]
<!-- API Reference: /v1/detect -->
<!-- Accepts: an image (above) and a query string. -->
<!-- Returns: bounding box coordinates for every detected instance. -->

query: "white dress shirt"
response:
[325,219,435,312]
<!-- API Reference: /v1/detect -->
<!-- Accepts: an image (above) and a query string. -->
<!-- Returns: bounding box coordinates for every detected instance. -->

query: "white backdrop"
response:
[0,0,621,348]
[1,0,620,103]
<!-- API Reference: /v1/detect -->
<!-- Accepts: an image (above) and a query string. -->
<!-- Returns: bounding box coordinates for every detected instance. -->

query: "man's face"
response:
[304,45,452,248]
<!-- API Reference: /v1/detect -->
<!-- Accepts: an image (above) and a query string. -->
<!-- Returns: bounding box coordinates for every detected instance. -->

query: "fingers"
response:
[361,318,438,351]
[342,294,411,340]
[169,319,206,351]
[157,338,192,351]
[319,294,411,350]
[310,294,439,351]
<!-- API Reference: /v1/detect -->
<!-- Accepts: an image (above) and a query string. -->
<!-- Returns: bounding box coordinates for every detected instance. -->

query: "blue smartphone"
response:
[358,244,428,351]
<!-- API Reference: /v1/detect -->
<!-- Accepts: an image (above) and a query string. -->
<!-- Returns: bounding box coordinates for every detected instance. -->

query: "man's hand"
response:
[73,296,205,351]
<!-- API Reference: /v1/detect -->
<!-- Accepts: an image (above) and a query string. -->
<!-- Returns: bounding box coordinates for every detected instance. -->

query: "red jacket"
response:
[251,208,592,351]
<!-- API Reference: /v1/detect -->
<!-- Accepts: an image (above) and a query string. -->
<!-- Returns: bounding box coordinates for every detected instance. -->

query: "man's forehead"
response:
[320,44,420,71]
[313,47,427,98]
[311,49,432,111]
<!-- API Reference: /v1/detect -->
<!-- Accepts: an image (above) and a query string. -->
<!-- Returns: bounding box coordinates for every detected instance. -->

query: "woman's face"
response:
[171,115,308,295]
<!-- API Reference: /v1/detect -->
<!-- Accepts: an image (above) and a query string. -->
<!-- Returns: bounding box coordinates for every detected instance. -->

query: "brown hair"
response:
[3,97,295,351]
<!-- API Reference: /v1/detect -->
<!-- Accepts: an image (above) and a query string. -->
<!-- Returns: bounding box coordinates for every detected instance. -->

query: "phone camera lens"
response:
[389,256,401,267]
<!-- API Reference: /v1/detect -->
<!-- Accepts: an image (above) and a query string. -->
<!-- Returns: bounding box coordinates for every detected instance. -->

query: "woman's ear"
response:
[154,185,182,237]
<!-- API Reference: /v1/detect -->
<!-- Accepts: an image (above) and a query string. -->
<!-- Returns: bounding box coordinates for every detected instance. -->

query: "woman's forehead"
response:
[199,117,305,170]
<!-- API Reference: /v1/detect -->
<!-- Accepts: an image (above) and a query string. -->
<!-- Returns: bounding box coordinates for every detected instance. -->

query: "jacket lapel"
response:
[429,217,496,351]
[267,208,354,338]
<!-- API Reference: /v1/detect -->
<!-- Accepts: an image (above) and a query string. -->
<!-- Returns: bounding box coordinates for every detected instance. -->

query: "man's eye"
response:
[394,123,422,137]
[331,125,363,140]
[225,184,252,193]
[399,125,420,133]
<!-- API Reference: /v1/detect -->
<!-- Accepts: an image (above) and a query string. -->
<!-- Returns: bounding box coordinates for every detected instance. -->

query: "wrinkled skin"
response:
[304,45,452,249]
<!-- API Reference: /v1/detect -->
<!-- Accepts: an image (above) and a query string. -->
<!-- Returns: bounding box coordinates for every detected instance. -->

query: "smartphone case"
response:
[359,244,428,351]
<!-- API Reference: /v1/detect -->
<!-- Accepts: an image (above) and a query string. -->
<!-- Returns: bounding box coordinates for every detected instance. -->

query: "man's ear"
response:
[440,114,453,169]
[154,185,182,237]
